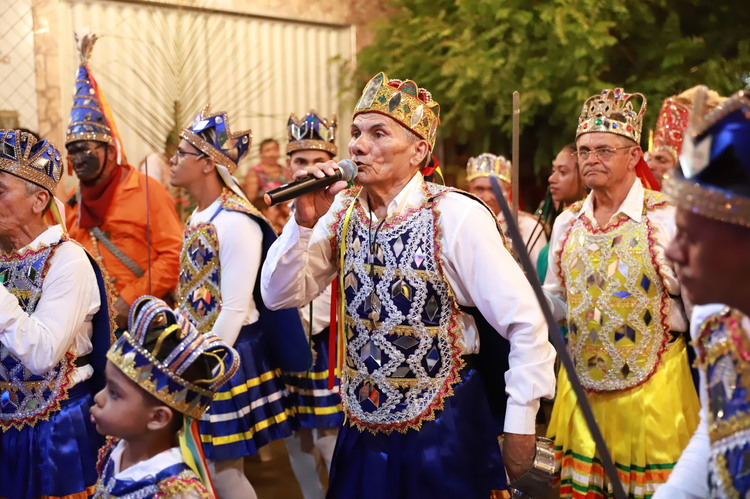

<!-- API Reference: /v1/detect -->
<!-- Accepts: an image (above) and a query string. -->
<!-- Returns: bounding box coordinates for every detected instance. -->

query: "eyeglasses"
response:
[573,146,634,162]
[175,148,205,158]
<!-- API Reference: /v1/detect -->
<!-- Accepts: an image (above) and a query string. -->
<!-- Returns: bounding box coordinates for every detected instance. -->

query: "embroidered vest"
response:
[333,183,465,433]
[697,308,750,497]
[558,191,671,392]
[177,190,262,333]
[0,239,77,430]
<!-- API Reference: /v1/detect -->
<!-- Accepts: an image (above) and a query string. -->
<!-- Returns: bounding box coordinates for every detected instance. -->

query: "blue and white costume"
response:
[0,129,111,499]
[262,174,556,498]
[178,188,301,458]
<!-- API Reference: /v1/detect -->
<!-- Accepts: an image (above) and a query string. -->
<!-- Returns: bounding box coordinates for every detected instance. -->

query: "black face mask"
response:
[70,152,103,181]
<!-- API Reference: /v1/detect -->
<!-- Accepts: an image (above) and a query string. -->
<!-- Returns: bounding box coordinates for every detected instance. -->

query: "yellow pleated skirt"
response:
[547,338,700,498]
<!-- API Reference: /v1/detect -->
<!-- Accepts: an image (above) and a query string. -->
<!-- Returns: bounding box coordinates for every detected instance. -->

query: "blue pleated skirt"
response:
[0,383,103,499]
[284,331,344,429]
[326,367,507,499]
[199,322,297,460]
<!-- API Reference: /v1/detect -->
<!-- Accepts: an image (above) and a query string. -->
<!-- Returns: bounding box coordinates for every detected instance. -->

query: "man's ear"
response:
[147,405,175,432]
[628,144,643,171]
[410,139,430,169]
[202,158,217,175]
[31,189,51,215]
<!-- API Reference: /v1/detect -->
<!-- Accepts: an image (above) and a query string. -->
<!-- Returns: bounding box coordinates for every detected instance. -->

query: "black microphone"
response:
[264,159,357,206]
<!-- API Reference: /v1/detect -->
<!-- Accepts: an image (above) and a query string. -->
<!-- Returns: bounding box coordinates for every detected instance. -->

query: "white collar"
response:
[109,440,184,480]
[356,172,424,221]
[577,177,644,224]
[18,225,64,252]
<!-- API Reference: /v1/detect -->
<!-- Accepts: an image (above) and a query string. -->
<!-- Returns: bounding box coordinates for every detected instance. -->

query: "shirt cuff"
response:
[503,398,540,435]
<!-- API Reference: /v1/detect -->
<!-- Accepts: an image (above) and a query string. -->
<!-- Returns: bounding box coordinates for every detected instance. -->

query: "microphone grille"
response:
[338,159,357,182]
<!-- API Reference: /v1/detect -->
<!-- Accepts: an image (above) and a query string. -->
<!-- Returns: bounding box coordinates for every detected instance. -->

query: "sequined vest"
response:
[177,189,261,333]
[334,183,465,433]
[697,308,750,497]
[558,191,671,392]
[0,239,77,430]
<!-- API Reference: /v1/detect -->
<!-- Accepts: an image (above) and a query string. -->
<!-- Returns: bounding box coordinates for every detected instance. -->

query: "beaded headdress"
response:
[180,105,251,176]
[466,153,511,184]
[662,87,750,227]
[65,31,127,164]
[577,88,647,144]
[353,72,441,150]
[180,105,252,200]
[287,110,337,156]
[651,86,725,162]
[107,296,239,419]
[0,130,62,193]
[651,98,690,161]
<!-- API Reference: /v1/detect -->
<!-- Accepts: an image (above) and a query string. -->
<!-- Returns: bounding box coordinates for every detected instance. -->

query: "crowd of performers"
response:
[1,29,750,499]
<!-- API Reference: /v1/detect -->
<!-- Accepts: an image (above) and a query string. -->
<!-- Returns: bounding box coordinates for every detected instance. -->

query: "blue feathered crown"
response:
[107,296,239,419]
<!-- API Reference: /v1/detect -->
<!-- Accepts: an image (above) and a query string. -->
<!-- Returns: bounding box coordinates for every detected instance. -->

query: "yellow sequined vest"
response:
[559,191,671,392]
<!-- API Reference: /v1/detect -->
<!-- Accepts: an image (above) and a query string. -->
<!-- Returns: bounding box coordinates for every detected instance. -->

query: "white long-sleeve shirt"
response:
[261,172,556,434]
[653,303,728,498]
[0,225,100,384]
[187,197,262,346]
[498,211,548,272]
[543,178,689,332]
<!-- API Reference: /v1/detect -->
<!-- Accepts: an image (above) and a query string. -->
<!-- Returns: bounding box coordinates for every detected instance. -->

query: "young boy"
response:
[90,295,238,498]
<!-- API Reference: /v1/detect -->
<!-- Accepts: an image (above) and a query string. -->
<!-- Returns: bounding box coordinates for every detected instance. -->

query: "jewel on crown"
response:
[577,88,647,144]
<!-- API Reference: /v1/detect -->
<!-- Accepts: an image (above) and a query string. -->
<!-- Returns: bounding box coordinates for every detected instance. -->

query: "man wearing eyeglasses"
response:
[63,32,182,330]
[542,88,699,497]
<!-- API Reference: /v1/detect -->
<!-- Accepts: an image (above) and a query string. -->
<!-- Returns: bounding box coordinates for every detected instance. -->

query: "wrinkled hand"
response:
[114,297,129,330]
[287,160,349,229]
[502,432,536,482]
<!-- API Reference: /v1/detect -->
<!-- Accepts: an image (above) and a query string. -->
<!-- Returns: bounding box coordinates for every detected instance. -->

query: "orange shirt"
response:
[66,164,182,305]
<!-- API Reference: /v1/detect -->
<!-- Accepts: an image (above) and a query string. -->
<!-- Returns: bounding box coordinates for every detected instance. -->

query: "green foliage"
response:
[357,0,750,176]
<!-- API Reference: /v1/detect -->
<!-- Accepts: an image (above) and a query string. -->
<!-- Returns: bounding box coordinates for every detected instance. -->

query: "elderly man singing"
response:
[261,72,555,499]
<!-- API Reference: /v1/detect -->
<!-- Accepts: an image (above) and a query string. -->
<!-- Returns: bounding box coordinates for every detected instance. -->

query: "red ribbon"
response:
[421,154,440,177]
[635,154,660,191]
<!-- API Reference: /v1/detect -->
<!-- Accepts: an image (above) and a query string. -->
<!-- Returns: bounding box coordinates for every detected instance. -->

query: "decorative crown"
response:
[0,130,62,193]
[353,72,441,150]
[107,296,239,419]
[180,105,252,176]
[651,98,690,161]
[577,88,647,143]
[662,87,750,227]
[466,153,511,184]
[286,110,337,156]
[66,32,113,145]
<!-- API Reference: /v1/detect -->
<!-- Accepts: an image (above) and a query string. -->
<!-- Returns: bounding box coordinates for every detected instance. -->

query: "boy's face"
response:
[90,360,165,439]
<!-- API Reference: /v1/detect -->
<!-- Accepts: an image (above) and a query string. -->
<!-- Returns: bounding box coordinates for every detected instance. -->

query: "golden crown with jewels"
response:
[466,153,511,184]
[577,88,647,144]
[353,72,441,150]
